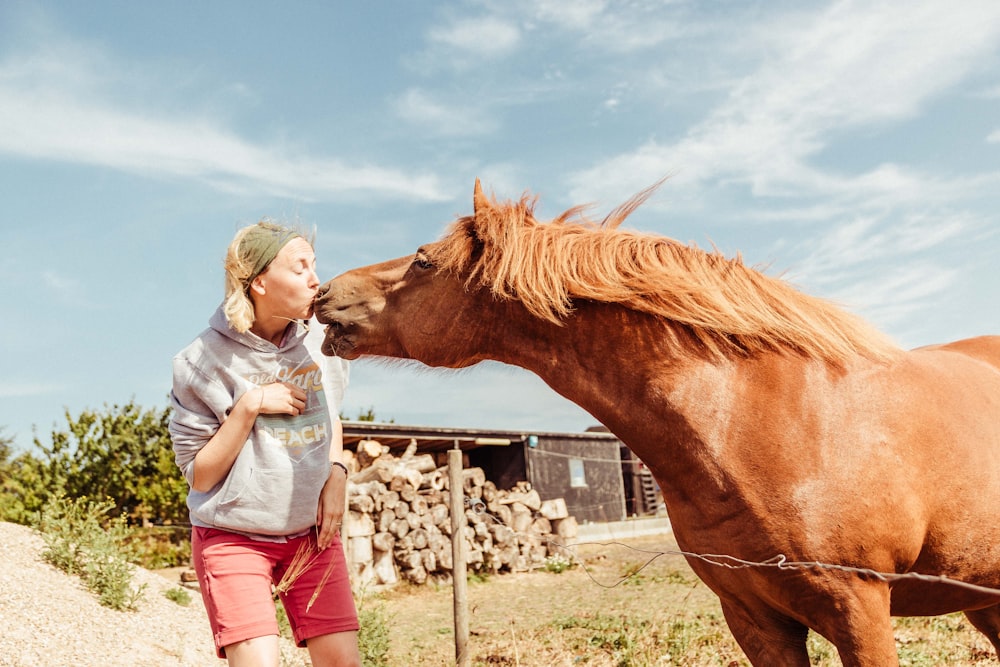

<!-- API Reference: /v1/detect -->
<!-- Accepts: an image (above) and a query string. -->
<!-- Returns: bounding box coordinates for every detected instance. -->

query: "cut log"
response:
[348,535,373,563]
[389,517,410,539]
[500,488,541,511]
[510,510,533,534]
[409,495,429,516]
[377,508,395,533]
[344,510,375,538]
[539,498,569,520]
[423,469,446,491]
[395,533,413,553]
[462,467,486,490]
[410,528,429,551]
[372,531,395,552]
[481,480,497,503]
[348,494,374,514]
[373,547,398,585]
[341,448,357,474]
[531,517,552,535]
[351,458,396,484]
[397,482,418,503]
[356,438,385,468]
[380,489,400,510]
[489,524,516,547]
[552,516,578,539]
[404,565,428,585]
[429,503,449,528]
[401,438,418,459]
[399,551,423,571]
[421,548,437,573]
[401,453,437,474]
[490,504,512,527]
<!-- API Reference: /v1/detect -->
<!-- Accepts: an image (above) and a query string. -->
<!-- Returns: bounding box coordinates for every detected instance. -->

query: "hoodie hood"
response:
[209,305,308,355]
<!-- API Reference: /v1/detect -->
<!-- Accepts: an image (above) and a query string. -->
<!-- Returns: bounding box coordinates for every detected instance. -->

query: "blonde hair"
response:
[222,220,314,333]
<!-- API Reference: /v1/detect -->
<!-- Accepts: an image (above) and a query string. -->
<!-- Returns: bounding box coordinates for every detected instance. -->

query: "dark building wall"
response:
[620,446,661,517]
[525,437,626,523]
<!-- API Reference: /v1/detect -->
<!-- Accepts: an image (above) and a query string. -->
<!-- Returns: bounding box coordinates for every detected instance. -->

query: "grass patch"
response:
[376,535,999,666]
[163,586,192,606]
[357,592,393,667]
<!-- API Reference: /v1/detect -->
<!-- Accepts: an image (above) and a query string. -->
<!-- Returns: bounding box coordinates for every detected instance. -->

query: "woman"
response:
[169,221,361,666]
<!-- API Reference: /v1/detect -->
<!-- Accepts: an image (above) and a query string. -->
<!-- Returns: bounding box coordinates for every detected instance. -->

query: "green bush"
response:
[125,525,192,569]
[37,495,146,611]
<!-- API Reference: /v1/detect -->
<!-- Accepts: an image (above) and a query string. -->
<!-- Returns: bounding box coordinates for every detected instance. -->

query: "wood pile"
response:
[341,439,579,587]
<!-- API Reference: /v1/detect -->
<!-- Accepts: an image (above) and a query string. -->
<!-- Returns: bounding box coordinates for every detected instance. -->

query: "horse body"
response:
[315,182,1000,666]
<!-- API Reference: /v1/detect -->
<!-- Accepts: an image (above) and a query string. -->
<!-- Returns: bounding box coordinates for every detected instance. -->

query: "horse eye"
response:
[414,255,433,270]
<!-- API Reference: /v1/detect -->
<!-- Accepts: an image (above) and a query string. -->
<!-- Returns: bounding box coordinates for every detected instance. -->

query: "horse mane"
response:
[432,182,900,365]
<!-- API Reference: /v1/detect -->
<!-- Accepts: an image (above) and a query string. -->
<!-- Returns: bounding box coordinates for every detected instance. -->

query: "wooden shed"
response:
[340,421,631,524]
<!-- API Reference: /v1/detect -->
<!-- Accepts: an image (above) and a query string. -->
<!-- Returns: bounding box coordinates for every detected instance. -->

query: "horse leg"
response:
[809,584,899,667]
[964,605,1000,657]
[722,585,899,667]
[719,599,811,666]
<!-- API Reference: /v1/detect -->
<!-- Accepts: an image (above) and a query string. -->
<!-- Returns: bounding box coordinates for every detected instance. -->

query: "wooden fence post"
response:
[449,446,470,666]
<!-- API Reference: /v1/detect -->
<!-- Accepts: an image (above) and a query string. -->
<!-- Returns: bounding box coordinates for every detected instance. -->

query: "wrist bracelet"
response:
[331,461,349,476]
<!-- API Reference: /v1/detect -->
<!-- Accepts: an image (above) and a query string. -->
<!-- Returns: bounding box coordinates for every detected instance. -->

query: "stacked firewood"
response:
[341,439,579,586]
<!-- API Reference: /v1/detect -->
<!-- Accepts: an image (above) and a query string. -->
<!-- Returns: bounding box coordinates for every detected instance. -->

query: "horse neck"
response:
[489,302,776,511]
[492,303,718,444]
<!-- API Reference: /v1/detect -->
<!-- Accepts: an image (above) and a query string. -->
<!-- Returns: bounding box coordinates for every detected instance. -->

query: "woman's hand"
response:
[191,382,307,492]
[258,382,308,416]
[316,464,348,550]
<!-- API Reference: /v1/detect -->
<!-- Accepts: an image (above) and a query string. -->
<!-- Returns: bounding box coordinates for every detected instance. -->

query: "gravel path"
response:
[0,522,308,666]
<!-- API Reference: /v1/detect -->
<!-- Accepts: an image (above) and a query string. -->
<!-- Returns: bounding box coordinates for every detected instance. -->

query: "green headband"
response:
[241,223,301,290]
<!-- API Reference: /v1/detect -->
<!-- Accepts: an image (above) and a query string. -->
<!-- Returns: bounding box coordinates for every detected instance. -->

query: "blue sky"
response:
[2,1,999,452]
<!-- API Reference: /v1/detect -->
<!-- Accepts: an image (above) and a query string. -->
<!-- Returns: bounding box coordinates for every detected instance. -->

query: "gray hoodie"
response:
[169,307,349,540]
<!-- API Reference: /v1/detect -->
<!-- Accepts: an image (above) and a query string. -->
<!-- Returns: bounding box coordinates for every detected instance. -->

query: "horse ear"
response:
[473,178,489,216]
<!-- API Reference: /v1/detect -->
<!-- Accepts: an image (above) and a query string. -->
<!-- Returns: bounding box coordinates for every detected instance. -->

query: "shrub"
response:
[36,495,146,611]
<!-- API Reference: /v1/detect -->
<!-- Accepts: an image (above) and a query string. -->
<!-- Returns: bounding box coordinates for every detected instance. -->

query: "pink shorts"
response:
[192,526,359,658]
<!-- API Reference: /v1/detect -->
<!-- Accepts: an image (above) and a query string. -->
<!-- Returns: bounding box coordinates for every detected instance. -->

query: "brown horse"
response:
[315,180,1000,666]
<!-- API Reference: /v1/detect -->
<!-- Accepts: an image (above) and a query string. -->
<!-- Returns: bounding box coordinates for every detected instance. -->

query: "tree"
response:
[0,402,188,526]
[346,407,393,423]
[51,401,188,524]
[0,428,49,523]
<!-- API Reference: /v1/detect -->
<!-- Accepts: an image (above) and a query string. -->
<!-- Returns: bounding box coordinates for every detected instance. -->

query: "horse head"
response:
[314,180,521,368]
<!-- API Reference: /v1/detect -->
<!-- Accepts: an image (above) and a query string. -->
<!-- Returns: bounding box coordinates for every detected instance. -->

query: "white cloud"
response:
[989,129,1000,143]
[526,0,684,53]
[568,0,1000,203]
[428,16,521,57]
[0,45,449,202]
[394,88,497,137]
[529,0,606,31]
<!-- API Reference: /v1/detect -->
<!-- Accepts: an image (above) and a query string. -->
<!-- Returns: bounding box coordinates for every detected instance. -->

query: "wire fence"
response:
[464,495,1000,599]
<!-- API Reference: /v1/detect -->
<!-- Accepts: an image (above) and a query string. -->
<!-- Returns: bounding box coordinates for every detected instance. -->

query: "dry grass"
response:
[372,534,997,666]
